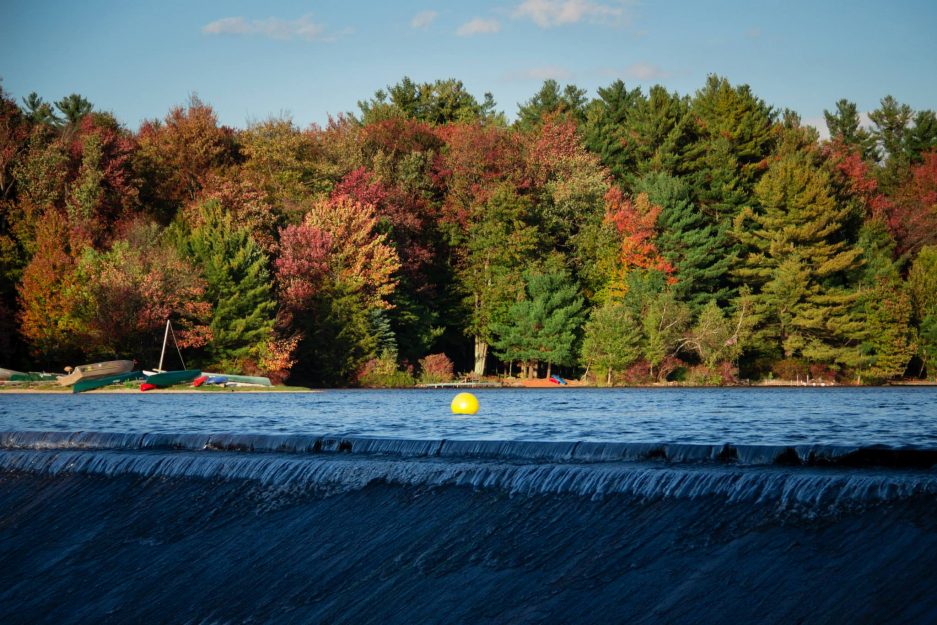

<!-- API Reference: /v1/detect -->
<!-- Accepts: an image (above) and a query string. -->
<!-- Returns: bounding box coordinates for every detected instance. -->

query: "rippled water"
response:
[1,387,936,446]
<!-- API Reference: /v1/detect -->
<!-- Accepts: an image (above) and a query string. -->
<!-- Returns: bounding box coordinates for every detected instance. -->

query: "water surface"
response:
[2,387,935,446]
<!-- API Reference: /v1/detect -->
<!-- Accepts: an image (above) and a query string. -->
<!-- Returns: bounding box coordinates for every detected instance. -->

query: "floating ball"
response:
[451,392,479,415]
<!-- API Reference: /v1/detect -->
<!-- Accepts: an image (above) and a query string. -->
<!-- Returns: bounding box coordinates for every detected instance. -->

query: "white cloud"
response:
[503,65,574,81]
[411,10,438,29]
[456,18,502,36]
[513,0,627,28]
[624,62,668,80]
[202,15,335,41]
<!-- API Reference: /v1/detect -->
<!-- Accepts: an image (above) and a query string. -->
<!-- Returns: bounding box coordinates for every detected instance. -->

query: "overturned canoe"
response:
[58,360,134,386]
[203,372,272,386]
[0,368,26,381]
[73,371,144,394]
[145,370,201,388]
[10,372,60,382]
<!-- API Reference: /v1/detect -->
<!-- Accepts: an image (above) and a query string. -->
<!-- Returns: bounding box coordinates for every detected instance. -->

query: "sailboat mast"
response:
[158,319,170,372]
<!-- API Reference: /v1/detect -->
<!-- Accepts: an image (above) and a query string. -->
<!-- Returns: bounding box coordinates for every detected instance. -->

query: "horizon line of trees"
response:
[1,75,936,386]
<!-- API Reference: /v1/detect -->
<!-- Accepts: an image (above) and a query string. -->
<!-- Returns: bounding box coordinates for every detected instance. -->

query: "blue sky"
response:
[2,0,935,133]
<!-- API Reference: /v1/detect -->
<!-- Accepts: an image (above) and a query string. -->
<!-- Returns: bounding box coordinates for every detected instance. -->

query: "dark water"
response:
[2,388,936,624]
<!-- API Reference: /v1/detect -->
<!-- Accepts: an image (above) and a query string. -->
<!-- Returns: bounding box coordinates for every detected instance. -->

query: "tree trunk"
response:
[473,337,487,376]
[546,362,552,379]
[606,367,612,386]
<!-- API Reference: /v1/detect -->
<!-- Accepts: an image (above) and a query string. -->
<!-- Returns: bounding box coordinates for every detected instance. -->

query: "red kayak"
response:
[140,383,158,392]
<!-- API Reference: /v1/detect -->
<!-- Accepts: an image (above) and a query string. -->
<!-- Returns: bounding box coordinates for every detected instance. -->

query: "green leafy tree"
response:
[641,289,691,380]
[909,246,937,378]
[580,299,643,385]
[459,185,538,375]
[174,201,277,371]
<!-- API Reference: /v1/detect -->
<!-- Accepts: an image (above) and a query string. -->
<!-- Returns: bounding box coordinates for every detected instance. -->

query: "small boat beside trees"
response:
[58,360,134,386]
[141,320,200,391]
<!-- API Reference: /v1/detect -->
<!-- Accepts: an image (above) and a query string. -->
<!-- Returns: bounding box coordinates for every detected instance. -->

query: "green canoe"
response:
[10,372,60,382]
[73,371,144,394]
[145,369,201,387]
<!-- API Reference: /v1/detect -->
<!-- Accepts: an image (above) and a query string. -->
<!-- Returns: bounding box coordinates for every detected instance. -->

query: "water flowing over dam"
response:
[2,430,936,624]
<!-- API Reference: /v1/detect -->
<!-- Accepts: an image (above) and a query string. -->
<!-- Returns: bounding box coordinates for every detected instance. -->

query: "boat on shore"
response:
[58,361,134,386]
[144,369,201,388]
[73,371,144,394]
[141,320,200,390]
[203,372,272,387]
[0,368,25,381]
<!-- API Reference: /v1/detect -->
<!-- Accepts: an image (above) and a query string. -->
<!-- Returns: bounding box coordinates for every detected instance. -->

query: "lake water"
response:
[1,387,935,447]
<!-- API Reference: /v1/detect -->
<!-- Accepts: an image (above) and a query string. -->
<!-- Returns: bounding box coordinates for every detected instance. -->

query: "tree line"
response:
[1,76,935,385]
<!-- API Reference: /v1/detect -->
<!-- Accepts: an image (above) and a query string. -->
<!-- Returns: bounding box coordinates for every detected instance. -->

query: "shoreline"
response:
[2,382,934,394]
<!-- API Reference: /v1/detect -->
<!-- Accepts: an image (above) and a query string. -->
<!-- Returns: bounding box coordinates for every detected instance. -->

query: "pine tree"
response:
[685,75,776,222]
[824,99,877,161]
[734,148,863,366]
[516,80,587,130]
[849,277,915,383]
[176,201,276,369]
[492,269,584,378]
[620,85,693,185]
[582,80,643,184]
[635,172,733,309]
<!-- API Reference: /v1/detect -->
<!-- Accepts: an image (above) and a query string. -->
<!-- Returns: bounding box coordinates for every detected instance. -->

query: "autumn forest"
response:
[1,76,936,386]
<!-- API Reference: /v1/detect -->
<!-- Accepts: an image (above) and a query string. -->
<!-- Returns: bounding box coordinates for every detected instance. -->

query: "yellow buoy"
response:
[451,392,479,415]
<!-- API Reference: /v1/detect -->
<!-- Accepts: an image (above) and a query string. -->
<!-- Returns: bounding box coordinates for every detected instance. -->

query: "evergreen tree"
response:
[734,148,863,366]
[849,277,915,383]
[176,201,276,369]
[54,93,93,126]
[685,75,776,222]
[636,172,733,309]
[582,80,643,183]
[869,95,913,193]
[907,110,937,161]
[620,85,693,185]
[21,92,60,126]
[516,80,587,130]
[492,269,584,378]
[824,99,877,161]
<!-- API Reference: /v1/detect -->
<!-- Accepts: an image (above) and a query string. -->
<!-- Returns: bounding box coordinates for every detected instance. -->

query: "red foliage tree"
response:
[604,187,674,276]
[433,122,524,229]
[332,167,436,285]
[135,96,236,219]
[890,151,937,258]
